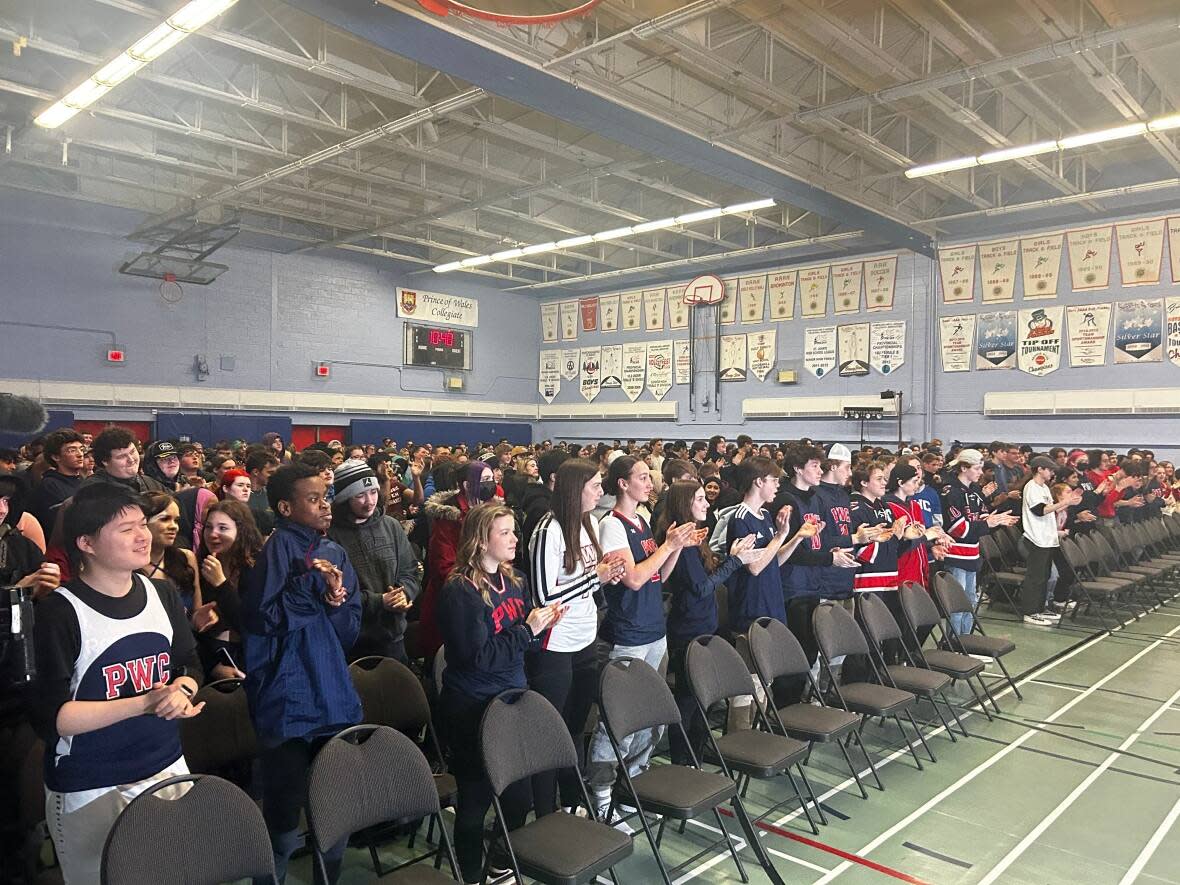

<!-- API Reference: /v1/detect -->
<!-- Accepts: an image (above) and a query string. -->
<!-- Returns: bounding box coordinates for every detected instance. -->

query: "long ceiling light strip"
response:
[34,0,239,129]
[905,113,1180,179]
[433,198,776,273]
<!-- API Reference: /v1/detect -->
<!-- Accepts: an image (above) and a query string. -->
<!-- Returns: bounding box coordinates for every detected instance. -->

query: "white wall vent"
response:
[1133,388,1180,414]
[983,391,1055,416]
[1054,389,1130,415]
[743,395,897,420]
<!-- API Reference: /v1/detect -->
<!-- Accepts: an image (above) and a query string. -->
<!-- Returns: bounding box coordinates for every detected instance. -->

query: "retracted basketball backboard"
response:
[415,0,602,24]
[682,274,725,305]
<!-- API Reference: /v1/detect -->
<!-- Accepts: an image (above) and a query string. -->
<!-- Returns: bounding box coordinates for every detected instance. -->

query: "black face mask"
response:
[477,479,497,501]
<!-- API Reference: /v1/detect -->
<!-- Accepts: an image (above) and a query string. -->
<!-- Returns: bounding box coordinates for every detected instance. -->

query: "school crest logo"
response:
[400,289,418,314]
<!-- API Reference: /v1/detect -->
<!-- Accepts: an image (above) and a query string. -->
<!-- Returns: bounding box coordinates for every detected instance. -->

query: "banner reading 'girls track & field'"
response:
[720,334,748,382]
[396,287,478,327]
[1113,299,1163,363]
[938,245,976,304]
[800,266,830,317]
[1018,306,1063,376]
[939,314,975,373]
[1115,218,1165,287]
[1065,303,1111,368]
[620,291,642,331]
[832,262,863,315]
[1020,232,1062,299]
[975,311,1016,371]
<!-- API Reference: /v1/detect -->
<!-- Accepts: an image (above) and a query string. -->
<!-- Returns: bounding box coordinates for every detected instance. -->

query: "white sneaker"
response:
[1023,612,1057,626]
[1040,610,1062,622]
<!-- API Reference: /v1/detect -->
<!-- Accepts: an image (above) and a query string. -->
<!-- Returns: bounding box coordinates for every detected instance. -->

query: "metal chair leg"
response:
[892,715,924,770]
[905,709,937,762]
[837,736,870,799]
[712,806,749,884]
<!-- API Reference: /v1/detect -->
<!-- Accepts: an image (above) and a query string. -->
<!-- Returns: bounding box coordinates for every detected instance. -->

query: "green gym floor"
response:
[311,600,1180,885]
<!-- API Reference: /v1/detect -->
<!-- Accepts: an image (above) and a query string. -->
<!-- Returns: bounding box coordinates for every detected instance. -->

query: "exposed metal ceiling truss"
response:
[2,0,1179,292]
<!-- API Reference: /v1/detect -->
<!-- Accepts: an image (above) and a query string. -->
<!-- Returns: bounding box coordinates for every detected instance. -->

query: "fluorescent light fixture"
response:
[976,140,1058,165]
[593,227,634,242]
[491,248,525,261]
[905,156,979,179]
[722,198,776,214]
[1058,122,1146,150]
[35,0,240,129]
[1149,113,1180,132]
[433,261,464,273]
[631,217,676,234]
[674,207,724,225]
[460,255,494,267]
[521,241,557,256]
[555,235,594,248]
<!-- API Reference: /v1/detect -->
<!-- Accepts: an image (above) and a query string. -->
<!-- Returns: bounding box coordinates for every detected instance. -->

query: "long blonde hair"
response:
[449,503,522,606]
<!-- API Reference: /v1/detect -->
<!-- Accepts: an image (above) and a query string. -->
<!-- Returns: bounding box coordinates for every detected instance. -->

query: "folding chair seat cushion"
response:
[953,633,1014,657]
[774,703,860,741]
[991,570,1025,585]
[837,682,914,715]
[1077,580,1123,595]
[624,765,737,818]
[923,649,985,678]
[884,665,950,696]
[506,811,633,885]
[711,729,808,778]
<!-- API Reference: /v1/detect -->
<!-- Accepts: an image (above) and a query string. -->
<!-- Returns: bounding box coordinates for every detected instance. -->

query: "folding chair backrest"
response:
[480,689,579,796]
[899,582,941,634]
[179,678,257,774]
[858,592,903,648]
[1094,532,1121,566]
[933,571,972,618]
[102,774,274,885]
[686,635,755,712]
[747,616,811,683]
[1078,534,1108,571]
[349,656,431,736]
[1061,537,1087,570]
[979,534,1002,565]
[599,657,681,740]
[813,603,869,661]
[308,725,440,852]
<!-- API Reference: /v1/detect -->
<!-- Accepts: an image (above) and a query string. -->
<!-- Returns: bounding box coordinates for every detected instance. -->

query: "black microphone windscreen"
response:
[0,395,49,434]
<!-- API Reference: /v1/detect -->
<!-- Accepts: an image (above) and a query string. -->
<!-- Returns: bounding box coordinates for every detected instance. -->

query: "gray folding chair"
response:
[307,724,460,884]
[932,571,1022,700]
[479,689,633,885]
[101,774,276,885]
[685,634,821,833]
[178,677,257,777]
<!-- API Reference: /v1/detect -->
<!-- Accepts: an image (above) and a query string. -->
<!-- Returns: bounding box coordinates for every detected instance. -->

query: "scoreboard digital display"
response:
[403,323,471,370]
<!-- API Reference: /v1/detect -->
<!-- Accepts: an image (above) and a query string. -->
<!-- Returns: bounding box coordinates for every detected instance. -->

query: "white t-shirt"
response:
[528,513,601,653]
[1022,480,1059,548]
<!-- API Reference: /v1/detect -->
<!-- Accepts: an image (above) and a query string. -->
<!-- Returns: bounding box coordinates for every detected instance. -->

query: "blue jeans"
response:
[586,636,668,790]
[946,567,977,636]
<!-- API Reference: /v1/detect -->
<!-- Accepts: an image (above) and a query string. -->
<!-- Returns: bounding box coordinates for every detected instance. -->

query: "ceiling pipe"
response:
[927,176,1180,226]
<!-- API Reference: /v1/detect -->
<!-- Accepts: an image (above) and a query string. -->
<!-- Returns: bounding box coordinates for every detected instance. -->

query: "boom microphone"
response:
[0,395,49,434]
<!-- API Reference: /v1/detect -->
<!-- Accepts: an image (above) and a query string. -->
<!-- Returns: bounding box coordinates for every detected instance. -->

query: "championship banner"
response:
[938,245,976,303]
[748,330,775,381]
[1066,303,1111,368]
[560,348,579,381]
[538,350,560,404]
[739,275,767,325]
[560,300,578,340]
[720,334,748,382]
[1018,306,1064,376]
[1114,299,1164,363]
[832,262,863,315]
[1115,218,1165,286]
[397,287,478,327]
[869,321,905,375]
[540,302,559,343]
[720,279,738,325]
[646,341,673,400]
[599,294,620,332]
[643,288,665,332]
[579,347,601,402]
[799,265,830,318]
[1167,297,1180,367]
[620,291,642,331]
[979,240,1018,303]
[939,314,975,373]
[621,342,646,402]
[1169,219,1180,284]
[865,256,897,312]
[579,296,598,332]
[837,323,870,377]
[1020,232,1062,299]
[600,344,623,388]
[1067,225,1113,291]
[768,270,797,319]
[803,325,837,378]
[674,339,692,385]
[975,311,1016,370]
[668,286,689,329]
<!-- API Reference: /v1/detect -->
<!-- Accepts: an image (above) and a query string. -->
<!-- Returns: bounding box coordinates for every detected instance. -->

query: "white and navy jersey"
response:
[940,480,992,572]
[528,513,601,653]
[598,510,666,646]
[849,493,906,592]
[34,575,196,807]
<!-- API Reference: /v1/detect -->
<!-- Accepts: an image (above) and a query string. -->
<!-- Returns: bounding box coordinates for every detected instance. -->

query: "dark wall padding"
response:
[155,413,293,445]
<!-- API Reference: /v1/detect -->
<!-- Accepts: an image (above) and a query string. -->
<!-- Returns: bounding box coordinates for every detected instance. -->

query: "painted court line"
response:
[977,680,1180,884]
[811,619,1180,885]
[1117,795,1180,885]
[901,841,972,869]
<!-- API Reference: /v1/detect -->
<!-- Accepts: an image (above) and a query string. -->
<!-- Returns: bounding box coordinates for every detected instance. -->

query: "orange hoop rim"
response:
[417,0,603,25]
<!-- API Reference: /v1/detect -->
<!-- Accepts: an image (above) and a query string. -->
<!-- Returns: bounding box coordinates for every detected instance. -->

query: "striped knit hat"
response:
[333,458,379,503]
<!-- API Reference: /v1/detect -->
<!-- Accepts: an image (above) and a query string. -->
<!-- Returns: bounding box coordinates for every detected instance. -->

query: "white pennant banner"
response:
[559,300,578,340]
[720,334,748,381]
[1115,218,1165,286]
[799,266,830,317]
[538,350,560,403]
[1066,303,1111,368]
[739,275,767,324]
[1067,225,1113,291]
[832,262,863,315]
[674,339,692,385]
[600,344,623,388]
[668,286,689,330]
[1167,297,1180,367]
[621,342,646,402]
[865,256,897,312]
[979,240,1018,303]
[1020,232,1062,299]
[559,348,580,381]
[643,288,666,331]
[720,279,738,324]
[1018,306,1064,376]
[803,325,837,378]
[579,347,601,401]
[939,245,976,303]
[1113,298,1164,363]
[939,314,976,373]
[599,294,620,332]
[646,341,673,400]
[747,330,776,381]
[767,270,797,319]
[869,321,906,375]
[620,291,642,331]
[837,323,870,377]
[540,303,558,343]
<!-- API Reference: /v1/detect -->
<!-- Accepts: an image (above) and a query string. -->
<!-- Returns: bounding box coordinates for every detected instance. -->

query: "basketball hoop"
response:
[416,0,602,25]
[682,274,725,305]
[159,272,183,304]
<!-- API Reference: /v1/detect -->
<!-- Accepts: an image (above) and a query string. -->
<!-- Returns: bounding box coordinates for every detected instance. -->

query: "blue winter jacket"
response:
[241,518,362,747]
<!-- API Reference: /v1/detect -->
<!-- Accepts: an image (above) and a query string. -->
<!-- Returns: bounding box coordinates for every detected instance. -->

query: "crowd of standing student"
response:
[0,426,1178,884]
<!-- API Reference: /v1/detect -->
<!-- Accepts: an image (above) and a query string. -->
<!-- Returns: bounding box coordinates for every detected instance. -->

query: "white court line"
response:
[679,818,832,876]
[1117,795,1180,885]
[810,619,1180,885]
[1027,679,1085,693]
[977,681,1180,884]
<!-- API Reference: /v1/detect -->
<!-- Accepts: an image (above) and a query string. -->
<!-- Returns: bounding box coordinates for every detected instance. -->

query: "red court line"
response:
[716,808,932,885]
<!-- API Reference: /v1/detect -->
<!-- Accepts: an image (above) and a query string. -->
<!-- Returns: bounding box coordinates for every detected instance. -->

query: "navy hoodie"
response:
[813,481,855,599]
[666,546,744,642]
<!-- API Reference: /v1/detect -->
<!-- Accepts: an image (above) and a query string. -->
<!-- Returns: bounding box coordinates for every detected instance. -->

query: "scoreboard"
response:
[403,323,471,370]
